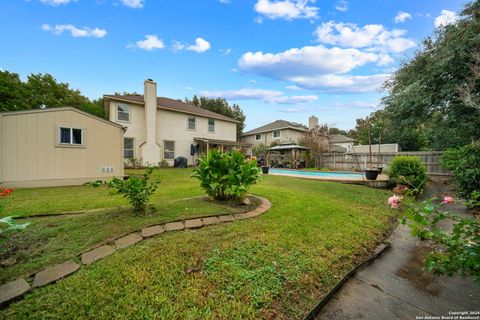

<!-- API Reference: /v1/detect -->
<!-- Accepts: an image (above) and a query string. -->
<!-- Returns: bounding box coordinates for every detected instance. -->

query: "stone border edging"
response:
[0,195,271,308]
[303,241,391,320]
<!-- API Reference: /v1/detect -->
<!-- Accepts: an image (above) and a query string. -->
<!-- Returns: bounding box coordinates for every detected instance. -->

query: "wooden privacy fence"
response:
[317,151,450,176]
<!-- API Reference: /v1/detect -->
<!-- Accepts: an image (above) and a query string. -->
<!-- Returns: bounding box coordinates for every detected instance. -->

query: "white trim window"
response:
[188,115,196,130]
[255,133,261,141]
[208,119,215,132]
[164,140,175,159]
[117,104,130,122]
[272,130,281,138]
[124,137,134,159]
[59,127,83,145]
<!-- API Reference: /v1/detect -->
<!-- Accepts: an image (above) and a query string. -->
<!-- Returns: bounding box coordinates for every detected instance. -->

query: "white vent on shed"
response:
[101,166,114,173]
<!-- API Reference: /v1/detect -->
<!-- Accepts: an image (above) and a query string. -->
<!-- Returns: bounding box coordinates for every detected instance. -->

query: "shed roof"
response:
[242,120,307,136]
[104,95,239,123]
[0,107,124,129]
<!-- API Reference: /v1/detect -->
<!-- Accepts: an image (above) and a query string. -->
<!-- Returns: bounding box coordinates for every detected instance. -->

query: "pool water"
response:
[269,169,365,179]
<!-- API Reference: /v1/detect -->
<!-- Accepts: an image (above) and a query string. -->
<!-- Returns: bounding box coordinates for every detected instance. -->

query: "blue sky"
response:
[0,0,463,131]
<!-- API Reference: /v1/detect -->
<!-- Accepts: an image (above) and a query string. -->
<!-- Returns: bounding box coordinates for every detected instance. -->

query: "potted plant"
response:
[364,118,380,180]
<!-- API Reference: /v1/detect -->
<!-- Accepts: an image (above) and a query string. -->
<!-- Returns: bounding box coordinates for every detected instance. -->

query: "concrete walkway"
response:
[316,196,480,319]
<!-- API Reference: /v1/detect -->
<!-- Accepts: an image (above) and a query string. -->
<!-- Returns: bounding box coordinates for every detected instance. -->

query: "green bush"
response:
[192,149,260,201]
[388,156,427,192]
[399,197,480,283]
[442,141,480,199]
[91,167,159,212]
[158,160,169,168]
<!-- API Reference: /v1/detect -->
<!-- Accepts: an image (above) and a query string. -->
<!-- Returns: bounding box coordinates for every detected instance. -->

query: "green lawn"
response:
[1,169,396,319]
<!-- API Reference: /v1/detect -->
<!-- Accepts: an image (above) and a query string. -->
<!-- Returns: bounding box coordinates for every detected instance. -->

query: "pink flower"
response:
[388,195,402,209]
[443,196,453,204]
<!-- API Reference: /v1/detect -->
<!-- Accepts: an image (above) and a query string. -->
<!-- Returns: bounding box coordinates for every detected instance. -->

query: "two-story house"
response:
[241,119,308,147]
[242,116,356,152]
[104,79,246,166]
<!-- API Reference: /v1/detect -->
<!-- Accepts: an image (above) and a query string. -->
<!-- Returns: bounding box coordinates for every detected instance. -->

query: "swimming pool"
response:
[269,169,365,179]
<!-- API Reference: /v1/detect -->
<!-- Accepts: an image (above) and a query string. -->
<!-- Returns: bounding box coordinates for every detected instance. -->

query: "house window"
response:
[255,133,261,141]
[208,119,215,132]
[124,138,134,159]
[117,104,130,122]
[188,115,196,130]
[59,127,83,145]
[164,140,175,159]
[272,130,281,138]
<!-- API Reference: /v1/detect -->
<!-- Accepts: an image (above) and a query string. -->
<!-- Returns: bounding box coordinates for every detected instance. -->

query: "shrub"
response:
[91,168,159,212]
[442,141,480,199]
[192,149,260,201]
[158,160,169,168]
[396,196,480,283]
[388,156,427,193]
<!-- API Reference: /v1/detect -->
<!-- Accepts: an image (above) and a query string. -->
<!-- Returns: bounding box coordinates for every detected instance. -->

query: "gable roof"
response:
[329,134,355,143]
[242,120,307,136]
[104,95,239,123]
[0,107,124,129]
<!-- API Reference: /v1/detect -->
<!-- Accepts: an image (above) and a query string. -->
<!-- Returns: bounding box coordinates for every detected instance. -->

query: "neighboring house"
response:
[0,107,124,188]
[241,119,308,146]
[242,116,356,153]
[104,79,245,166]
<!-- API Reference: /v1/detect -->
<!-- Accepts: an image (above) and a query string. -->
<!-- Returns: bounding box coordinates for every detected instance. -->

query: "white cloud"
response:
[174,37,211,53]
[286,74,389,93]
[200,88,318,104]
[40,0,76,6]
[394,11,411,23]
[120,0,144,8]
[314,21,415,53]
[239,45,379,78]
[335,0,348,12]
[130,35,164,50]
[434,10,459,28]
[219,0,231,3]
[220,48,232,55]
[280,100,377,113]
[254,0,318,21]
[41,24,107,38]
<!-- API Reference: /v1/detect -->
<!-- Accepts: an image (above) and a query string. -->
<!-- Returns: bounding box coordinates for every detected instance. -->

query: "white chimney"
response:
[309,115,318,130]
[140,79,160,165]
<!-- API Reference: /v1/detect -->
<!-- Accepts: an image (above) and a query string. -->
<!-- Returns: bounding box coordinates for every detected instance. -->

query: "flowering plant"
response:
[389,194,480,283]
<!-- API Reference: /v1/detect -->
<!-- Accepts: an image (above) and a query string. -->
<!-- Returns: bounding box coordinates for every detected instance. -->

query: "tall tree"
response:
[0,70,105,118]
[185,95,246,140]
[300,123,331,167]
[351,1,480,151]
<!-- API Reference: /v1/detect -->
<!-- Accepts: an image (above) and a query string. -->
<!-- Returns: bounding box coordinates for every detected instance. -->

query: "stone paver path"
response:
[164,221,185,231]
[184,219,203,229]
[141,225,164,238]
[0,279,30,305]
[114,233,143,249]
[315,201,480,319]
[81,245,115,265]
[0,195,272,307]
[33,261,80,288]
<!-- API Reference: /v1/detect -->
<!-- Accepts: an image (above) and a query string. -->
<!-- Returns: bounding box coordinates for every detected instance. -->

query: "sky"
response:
[0,0,464,131]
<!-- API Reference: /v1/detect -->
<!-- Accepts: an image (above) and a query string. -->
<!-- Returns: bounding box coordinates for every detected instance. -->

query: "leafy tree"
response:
[185,95,246,140]
[0,70,105,118]
[300,123,331,167]
[351,1,480,151]
[0,71,29,111]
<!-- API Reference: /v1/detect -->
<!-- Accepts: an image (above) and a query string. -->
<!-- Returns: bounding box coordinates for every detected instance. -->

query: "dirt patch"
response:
[204,195,262,213]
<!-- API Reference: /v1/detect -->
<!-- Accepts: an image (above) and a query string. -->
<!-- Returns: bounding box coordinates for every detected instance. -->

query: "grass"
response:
[1,168,205,218]
[1,169,396,319]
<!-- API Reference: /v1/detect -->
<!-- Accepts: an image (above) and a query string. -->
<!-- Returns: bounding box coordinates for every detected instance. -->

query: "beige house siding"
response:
[243,128,305,146]
[107,99,237,165]
[156,109,236,165]
[0,108,124,188]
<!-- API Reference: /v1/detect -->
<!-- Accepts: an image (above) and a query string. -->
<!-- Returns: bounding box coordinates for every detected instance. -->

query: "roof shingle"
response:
[104,95,239,123]
[242,120,307,136]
